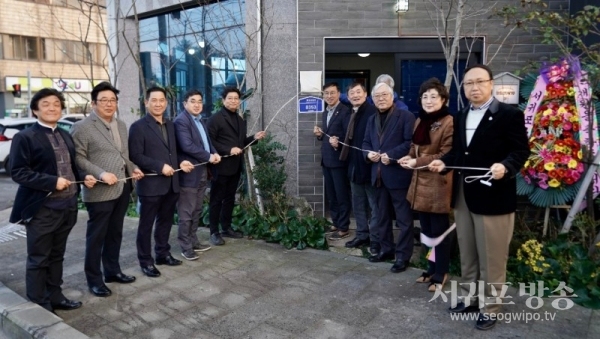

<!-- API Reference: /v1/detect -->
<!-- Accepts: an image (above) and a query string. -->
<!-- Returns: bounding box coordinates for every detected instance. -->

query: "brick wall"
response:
[296,0,570,215]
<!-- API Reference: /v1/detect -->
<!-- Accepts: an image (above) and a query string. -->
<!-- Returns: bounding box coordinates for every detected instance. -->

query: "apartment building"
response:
[0,0,108,117]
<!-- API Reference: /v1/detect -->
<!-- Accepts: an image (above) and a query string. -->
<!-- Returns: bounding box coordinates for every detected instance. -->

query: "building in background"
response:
[0,0,108,117]
[111,0,572,215]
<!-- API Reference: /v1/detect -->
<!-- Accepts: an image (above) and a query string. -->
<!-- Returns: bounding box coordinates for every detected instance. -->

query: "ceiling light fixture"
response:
[358,53,370,57]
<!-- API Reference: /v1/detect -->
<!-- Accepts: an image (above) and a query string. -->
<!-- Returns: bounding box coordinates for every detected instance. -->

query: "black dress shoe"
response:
[390,260,409,273]
[52,299,82,310]
[221,229,243,239]
[448,302,480,313]
[345,237,370,248]
[89,285,112,297]
[155,254,182,266]
[141,265,161,277]
[369,243,381,255]
[105,273,136,284]
[476,313,497,330]
[368,252,395,263]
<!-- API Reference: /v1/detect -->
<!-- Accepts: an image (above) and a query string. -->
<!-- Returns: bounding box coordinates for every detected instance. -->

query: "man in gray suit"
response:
[72,82,144,298]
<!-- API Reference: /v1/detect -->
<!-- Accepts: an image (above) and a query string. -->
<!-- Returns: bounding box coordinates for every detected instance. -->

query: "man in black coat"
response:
[129,87,194,278]
[10,88,82,313]
[313,82,351,240]
[335,82,378,251]
[429,64,530,331]
[207,87,265,246]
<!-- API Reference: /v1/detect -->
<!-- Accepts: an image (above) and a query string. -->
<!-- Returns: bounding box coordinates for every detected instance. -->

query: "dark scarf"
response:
[375,105,395,138]
[339,104,362,161]
[412,106,450,145]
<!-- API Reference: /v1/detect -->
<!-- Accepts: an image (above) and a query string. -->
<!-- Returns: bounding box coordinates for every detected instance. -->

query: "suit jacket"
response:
[174,110,217,188]
[342,102,376,184]
[129,114,180,196]
[441,98,530,215]
[319,103,349,168]
[207,107,254,177]
[71,111,138,202]
[362,106,415,190]
[9,123,81,223]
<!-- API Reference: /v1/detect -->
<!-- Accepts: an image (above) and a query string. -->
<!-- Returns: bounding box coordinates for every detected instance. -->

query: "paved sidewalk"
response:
[0,208,598,338]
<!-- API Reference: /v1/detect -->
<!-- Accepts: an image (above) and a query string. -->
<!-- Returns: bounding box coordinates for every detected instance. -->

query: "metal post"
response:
[561,150,600,233]
[27,71,32,118]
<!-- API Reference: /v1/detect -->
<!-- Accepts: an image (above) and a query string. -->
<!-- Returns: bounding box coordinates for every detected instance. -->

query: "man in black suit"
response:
[429,64,529,330]
[207,87,265,246]
[174,89,221,260]
[9,88,82,313]
[129,87,194,277]
[313,82,351,240]
[363,83,415,273]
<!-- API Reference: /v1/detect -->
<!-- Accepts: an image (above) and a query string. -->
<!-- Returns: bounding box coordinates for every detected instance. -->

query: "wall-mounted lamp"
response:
[395,0,409,13]
[358,53,370,57]
[198,40,205,48]
[188,48,196,55]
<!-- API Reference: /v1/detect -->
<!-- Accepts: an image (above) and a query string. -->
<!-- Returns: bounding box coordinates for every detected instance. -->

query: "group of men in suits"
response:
[315,80,416,274]
[316,65,529,331]
[10,84,265,313]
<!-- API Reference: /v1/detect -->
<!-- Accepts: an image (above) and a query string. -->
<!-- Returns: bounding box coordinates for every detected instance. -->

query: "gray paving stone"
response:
[1,208,599,338]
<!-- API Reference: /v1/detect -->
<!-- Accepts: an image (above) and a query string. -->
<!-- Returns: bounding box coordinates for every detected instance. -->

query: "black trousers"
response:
[419,212,451,282]
[137,188,179,266]
[25,206,77,311]
[322,166,351,231]
[209,172,241,235]
[375,187,413,261]
[84,183,131,287]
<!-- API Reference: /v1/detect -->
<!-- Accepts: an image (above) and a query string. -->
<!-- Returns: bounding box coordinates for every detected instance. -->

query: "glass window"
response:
[0,35,3,59]
[24,36,39,60]
[12,35,25,59]
[139,0,246,115]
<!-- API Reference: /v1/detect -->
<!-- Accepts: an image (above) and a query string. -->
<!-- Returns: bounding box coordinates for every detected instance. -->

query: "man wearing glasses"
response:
[207,87,265,246]
[363,82,415,273]
[71,82,144,297]
[429,64,529,330]
[174,89,220,260]
[313,82,351,240]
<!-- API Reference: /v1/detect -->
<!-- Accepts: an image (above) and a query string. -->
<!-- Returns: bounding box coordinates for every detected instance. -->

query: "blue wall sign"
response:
[298,96,324,113]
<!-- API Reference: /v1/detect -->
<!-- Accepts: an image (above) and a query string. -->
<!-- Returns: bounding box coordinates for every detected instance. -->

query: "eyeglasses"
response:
[97,98,118,105]
[463,79,492,88]
[188,100,203,105]
[225,97,240,101]
[323,91,338,97]
[373,93,391,100]
[421,95,440,101]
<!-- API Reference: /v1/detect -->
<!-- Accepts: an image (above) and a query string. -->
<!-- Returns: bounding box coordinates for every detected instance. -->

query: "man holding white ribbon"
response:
[428,64,529,331]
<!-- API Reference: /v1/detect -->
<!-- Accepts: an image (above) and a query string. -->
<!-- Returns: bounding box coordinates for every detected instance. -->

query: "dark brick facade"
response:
[297,0,569,214]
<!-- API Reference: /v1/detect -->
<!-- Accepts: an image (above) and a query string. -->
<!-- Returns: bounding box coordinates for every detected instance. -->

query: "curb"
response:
[0,283,88,339]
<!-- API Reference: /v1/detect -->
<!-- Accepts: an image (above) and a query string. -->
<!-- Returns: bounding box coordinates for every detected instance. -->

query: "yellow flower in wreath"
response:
[568,159,578,168]
[544,162,556,171]
[549,179,561,188]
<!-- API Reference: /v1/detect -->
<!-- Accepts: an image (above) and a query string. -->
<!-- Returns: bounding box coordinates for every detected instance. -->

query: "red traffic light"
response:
[12,84,21,98]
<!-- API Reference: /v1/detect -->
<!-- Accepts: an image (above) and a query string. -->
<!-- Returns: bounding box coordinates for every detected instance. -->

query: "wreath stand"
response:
[543,205,571,236]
